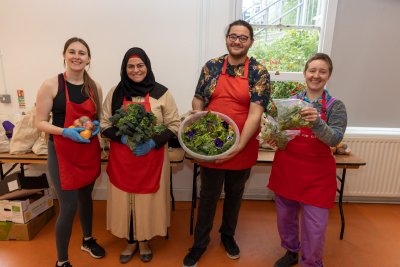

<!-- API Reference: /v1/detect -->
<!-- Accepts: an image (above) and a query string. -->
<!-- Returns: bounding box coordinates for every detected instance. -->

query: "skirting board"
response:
[91,187,400,204]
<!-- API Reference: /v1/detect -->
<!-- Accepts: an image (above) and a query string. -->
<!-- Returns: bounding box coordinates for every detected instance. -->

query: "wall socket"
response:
[0,94,11,103]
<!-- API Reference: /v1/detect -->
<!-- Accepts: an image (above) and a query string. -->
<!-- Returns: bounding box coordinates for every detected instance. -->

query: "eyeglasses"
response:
[227,34,250,43]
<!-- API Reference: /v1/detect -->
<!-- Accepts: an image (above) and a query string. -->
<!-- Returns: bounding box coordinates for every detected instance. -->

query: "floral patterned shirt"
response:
[195,54,270,108]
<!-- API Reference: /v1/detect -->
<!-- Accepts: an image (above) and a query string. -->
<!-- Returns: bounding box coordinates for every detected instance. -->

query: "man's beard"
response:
[226,44,250,60]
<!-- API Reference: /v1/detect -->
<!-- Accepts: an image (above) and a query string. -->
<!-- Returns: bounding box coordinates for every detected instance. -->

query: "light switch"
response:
[0,94,11,103]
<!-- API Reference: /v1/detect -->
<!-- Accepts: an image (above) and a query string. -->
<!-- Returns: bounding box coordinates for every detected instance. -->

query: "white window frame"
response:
[235,0,338,82]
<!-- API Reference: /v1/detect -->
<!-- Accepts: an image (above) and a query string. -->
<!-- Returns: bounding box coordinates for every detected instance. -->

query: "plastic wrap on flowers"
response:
[178,111,240,161]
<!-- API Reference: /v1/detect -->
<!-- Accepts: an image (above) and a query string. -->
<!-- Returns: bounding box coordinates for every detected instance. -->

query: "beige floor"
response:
[0,200,399,267]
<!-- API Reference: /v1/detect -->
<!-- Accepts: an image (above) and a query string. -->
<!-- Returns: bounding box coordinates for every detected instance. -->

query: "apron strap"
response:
[63,72,94,104]
[63,72,70,103]
[123,93,151,110]
[300,90,327,122]
[321,91,327,121]
[221,56,249,78]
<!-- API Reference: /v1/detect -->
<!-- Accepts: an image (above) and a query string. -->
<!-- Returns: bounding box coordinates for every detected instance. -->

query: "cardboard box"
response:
[0,189,53,223]
[0,205,55,240]
[0,172,49,200]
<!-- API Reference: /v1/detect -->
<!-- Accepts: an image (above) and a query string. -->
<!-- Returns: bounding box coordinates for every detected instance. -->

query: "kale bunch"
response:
[109,104,166,150]
[181,112,236,156]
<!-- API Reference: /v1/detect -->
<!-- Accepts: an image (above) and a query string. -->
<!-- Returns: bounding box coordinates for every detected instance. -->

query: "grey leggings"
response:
[48,140,95,262]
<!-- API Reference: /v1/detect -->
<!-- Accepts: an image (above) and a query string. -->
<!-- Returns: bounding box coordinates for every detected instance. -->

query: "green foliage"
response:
[274,99,312,130]
[267,81,306,117]
[249,28,316,116]
[250,29,319,72]
[259,116,291,150]
[277,104,311,130]
[109,104,166,151]
[181,112,236,156]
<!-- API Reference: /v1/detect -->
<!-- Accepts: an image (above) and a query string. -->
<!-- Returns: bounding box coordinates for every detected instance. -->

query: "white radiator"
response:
[342,135,400,202]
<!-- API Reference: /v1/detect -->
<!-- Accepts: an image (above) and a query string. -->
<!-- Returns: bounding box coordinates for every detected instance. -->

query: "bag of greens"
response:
[258,114,299,150]
[274,98,312,131]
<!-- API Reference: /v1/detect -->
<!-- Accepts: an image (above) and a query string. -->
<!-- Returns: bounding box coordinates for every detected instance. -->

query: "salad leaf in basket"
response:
[181,111,236,156]
[109,104,166,151]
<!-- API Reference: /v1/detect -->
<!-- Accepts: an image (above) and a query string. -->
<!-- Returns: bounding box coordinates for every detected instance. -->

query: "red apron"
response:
[53,73,101,190]
[107,93,165,193]
[268,93,337,208]
[200,56,259,170]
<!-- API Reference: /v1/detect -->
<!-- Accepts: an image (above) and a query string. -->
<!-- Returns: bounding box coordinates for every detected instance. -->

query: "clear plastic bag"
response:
[274,98,313,131]
[258,114,300,150]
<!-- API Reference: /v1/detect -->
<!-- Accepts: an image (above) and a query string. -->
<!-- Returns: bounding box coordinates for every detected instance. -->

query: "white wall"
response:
[1,0,400,200]
[329,0,400,128]
[0,0,243,200]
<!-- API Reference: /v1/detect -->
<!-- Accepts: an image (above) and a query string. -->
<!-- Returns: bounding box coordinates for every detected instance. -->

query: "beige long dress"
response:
[101,86,180,241]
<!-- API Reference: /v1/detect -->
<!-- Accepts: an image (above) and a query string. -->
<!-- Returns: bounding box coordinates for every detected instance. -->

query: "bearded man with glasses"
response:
[183,19,270,267]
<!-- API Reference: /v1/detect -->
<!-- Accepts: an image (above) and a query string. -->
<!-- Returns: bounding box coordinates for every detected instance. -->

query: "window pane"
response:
[249,28,319,72]
[268,81,306,116]
[243,0,324,73]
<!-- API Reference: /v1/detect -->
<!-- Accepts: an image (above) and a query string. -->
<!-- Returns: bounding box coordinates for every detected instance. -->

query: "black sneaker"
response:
[221,234,240,259]
[183,247,206,267]
[55,261,72,267]
[274,250,299,267]
[81,237,106,259]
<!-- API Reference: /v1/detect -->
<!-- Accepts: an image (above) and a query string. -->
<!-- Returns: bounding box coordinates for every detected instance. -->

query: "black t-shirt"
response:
[52,80,89,128]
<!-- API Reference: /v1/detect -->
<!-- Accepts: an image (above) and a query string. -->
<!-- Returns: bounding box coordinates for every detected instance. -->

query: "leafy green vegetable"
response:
[274,99,312,131]
[267,81,306,117]
[109,104,166,151]
[181,112,236,156]
[277,104,311,131]
[260,120,289,150]
[259,115,300,150]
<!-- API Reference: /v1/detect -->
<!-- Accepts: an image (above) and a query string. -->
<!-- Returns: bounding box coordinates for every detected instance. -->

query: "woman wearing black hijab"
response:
[101,47,180,263]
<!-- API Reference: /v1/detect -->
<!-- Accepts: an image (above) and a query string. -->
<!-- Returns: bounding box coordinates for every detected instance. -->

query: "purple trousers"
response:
[275,194,329,267]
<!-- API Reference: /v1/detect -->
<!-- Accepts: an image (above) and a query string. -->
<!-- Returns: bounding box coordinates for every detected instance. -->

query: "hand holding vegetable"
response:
[274,99,312,130]
[69,116,98,139]
[300,107,319,124]
[263,138,277,148]
[215,143,242,164]
[258,115,298,150]
[91,120,100,137]
[62,128,90,143]
[121,135,128,144]
[134,139,156,156]
[109,104,166,151]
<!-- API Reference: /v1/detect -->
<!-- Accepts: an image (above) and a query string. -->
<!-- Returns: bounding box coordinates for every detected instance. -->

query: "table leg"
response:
[0,163,18,179]
[190,162,199,235]
[0,163,4,179]
[20,163,25,177]
[336,168,347,240]
[170,166,175,211]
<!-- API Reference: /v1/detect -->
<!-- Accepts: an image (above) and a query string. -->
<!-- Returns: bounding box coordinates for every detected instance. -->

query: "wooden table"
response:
[188,150,366,239]
[0,148,185,210]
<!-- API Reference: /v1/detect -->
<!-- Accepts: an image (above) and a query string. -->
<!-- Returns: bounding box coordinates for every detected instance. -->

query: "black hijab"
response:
[112,47,167,114]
